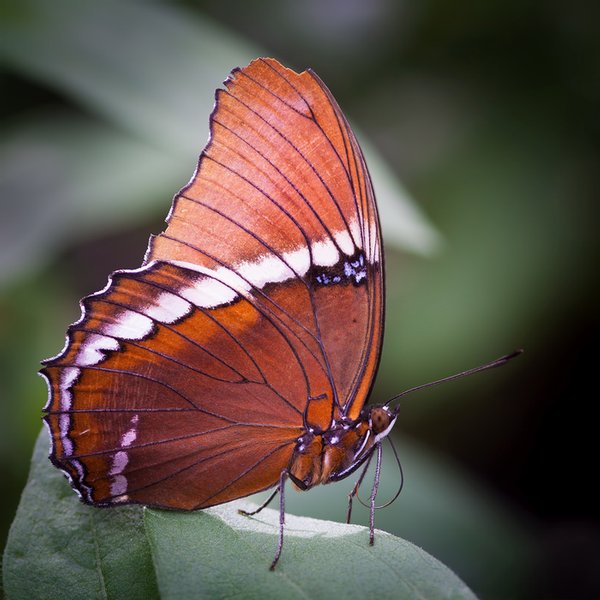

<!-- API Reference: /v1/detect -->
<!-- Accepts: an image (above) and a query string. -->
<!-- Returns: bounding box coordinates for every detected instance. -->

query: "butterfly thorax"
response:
[288,405,396,490]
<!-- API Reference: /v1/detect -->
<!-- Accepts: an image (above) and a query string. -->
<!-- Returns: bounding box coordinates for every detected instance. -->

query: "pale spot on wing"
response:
[349,217,362,250]
[312,238,340,267]
[334,229,355,256]
[109,414,140,495]
[212,265,253,295]
[76,333,120,366]
[122,414,139,446]
[180,276,238,308]
[109,451,129,476]
[102,310,154,340]
[144,291,192,324]
[110,475,128,496]
[55,367,86,486]
[59,367,80,414]
[237,255,294,288]
[59,413,73,455]
[367,219,380,264]
[283,246,311,276]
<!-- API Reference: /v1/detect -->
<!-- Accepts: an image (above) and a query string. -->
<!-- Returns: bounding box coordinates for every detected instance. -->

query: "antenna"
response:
[384,349,522,409]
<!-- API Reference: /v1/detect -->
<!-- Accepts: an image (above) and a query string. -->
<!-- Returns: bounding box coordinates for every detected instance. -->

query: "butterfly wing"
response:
[147,58,384,421]
[42,58,384,509]
[42,262,313,508]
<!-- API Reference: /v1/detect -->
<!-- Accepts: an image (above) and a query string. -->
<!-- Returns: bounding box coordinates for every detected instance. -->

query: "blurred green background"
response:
[1,1,598,598]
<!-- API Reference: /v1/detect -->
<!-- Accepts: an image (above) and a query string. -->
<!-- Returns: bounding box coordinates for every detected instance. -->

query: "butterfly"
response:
[41,57,519,569]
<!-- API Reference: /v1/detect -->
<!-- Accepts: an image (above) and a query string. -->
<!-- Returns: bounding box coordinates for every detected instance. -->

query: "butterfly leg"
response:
[368,442,383,545]
[346,451,374,524]
[238,486,279,517]
[270,469,289,570]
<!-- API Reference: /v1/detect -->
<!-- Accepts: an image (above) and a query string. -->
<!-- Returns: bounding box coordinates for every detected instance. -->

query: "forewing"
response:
[146,58,384,421]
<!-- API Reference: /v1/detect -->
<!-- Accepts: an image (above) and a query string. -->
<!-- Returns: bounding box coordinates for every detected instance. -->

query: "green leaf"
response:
[4,430,477,599]
[2,429,159,600]
[145,503,476,600]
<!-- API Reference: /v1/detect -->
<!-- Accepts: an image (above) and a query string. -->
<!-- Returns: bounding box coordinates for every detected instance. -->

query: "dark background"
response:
[1,1,598,598]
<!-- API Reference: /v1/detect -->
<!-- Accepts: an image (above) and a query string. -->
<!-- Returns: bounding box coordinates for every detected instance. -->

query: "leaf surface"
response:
[145,502,477,600]
[3,430,158,600]
[4,430,477,599]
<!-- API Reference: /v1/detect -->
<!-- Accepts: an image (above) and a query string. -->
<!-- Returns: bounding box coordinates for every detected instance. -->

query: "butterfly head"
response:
[366,404,398,443]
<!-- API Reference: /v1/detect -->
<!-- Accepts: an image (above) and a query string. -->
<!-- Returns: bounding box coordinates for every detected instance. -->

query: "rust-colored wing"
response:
[147,58,384,420]
[42,58,384,509]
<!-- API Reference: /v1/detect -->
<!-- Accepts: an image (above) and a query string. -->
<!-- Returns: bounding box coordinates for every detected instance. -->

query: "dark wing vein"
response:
[79,298,249,385]
[103,438,291,505]
[221,89,348,256]
[70,423,299,461]
[129,273,268,385]
[208,114,313,247]
[195,441,291,509]
[50,363,229,419]
[160,233,326,399]
[254,61,360,245]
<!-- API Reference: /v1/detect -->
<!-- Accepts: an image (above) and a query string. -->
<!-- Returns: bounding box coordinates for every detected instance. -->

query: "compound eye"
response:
[370,407,392,434]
